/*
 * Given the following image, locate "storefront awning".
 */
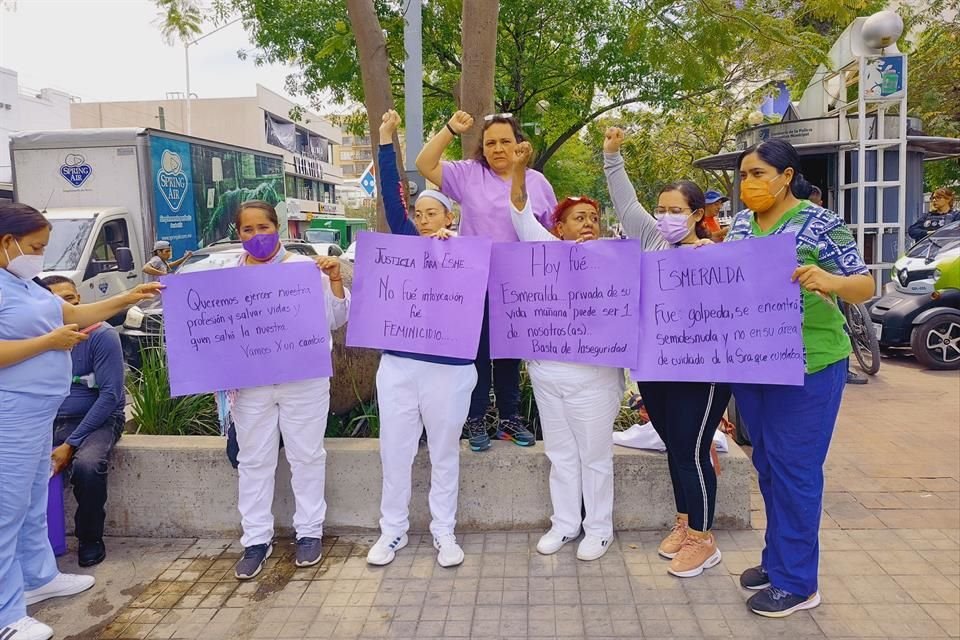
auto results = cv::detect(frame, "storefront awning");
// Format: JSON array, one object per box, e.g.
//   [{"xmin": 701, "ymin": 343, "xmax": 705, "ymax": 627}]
[{"xmin": 694, "ymin": 135, "xmax": 960, "ymax": 171}]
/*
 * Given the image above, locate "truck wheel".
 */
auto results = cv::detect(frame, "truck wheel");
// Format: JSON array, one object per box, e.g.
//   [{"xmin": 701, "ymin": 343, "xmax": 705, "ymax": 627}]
[
  {"xmin": 727, "ymin": 396, "xmax": 751, "ymax": 446},
  {"xmin": 911, "ymin": 312, "xmax": 960, "ymax": 370}
]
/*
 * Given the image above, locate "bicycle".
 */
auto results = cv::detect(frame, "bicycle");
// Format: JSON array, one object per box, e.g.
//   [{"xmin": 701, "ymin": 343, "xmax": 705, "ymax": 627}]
[{"xmin": 840, "ymin": 299, "xmax": 881, "ymax": 375}]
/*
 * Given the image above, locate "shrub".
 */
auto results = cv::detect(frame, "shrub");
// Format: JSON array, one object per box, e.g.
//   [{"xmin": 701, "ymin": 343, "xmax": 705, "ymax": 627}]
[{"xmin": 127, "ymin": 344, "xmax": 221, "ymax": 436}]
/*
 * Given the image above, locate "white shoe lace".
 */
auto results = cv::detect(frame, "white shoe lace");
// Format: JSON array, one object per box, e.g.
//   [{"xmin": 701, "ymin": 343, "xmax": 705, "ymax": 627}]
[{"xmin": 435, "ymin": 534, "xmax": 457, "ymax": 549}]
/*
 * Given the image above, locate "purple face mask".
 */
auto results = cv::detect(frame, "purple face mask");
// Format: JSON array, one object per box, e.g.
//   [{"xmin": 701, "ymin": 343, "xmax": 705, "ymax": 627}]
[
  {"xmin": 655, "ymin": 213, "xmax": 692, "ymax": 245},
  {"xmin": 242, "ymin": 232, "xmax": 280, "ymax": 261}
]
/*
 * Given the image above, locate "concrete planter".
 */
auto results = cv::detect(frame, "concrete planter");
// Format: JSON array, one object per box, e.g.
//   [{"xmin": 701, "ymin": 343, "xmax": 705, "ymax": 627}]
[{"xmin": 67, "ymin": 435, "xmax": 752, "ymax": 538}]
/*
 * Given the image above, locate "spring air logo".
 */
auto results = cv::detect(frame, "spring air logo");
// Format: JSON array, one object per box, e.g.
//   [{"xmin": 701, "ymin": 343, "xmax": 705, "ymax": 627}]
[
  {"xmin": 157, "ymin": 149, "xmax": 188, "ymax": 212},
  {"xmin": 60, "ymin": 153, "xmax": 93, "ymax": 188}
]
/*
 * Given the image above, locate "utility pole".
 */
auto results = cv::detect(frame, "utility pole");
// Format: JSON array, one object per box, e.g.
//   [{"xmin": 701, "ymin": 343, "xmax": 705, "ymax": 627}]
[
  {"xmin": 184, "ymin": 43, "xmax": 192, "ymax": 135},
  {"xmin": 403, "ymin": 0, "xmax": 425, "ymax": 197}
]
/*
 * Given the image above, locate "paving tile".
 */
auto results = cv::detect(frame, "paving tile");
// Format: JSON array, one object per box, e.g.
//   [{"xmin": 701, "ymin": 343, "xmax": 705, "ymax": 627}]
[{"xmin": 54, "ymin": 361, "xmax": 960, "ymax": 640}]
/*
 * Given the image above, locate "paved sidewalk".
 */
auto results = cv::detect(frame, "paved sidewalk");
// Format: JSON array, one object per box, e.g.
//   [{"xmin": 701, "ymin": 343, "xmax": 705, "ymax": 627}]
[{"xmin": 33, "ymin": 358, "xmax": 960, "ymax": 639}]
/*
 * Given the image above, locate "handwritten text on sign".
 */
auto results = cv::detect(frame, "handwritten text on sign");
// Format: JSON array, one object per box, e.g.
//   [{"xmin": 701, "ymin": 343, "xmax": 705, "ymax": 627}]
[
  {"xmin": 631, "ymin": 234, "xmax": 804, "ymax": 385},
  {"xmin": 346, "ymin": 231, "xmax": 492, "ymax": 359},
  {"xmin": 488, "ymin": 240, "xmax": 642, "ymax": 367},
  {"xmin": 161, "ymin": 261, "xmax": 332, "ymax": 396}
]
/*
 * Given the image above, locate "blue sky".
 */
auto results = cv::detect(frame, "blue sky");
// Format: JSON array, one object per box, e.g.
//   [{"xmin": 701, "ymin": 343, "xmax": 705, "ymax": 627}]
[{"xmin": 0, "ymin": 0, "xmax": 307, "ymax": 104}]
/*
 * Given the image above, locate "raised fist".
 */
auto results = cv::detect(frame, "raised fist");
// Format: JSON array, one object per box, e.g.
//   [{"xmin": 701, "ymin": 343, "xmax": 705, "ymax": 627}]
[
  {"xmin": 513, "ymin": 141, "xmax": 534, "ymax": 169},
  {"xmin": 604, "ymin": 127, "xmax": 625, "ymax": 154},
  {"xmin": 447, "ymin": 111, "xmax": 474, "ymax": 135},
  {"xmin": 379, "ymin": 109, "xmax": 401, "ymax": 139}
]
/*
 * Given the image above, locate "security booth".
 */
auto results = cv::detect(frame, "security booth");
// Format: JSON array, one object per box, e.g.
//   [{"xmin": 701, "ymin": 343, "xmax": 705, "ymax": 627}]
[{"xmin": 694, "ymin": 13, "xmax": 960, "ymax": 294}]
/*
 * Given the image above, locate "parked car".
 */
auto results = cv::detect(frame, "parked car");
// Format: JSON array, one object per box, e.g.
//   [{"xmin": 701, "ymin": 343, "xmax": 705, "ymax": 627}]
[
  {"xmin": 343, "ymin": 240, "xmax": 357, "ymax": 263},
  {"xmin": 869, "ymin": 221, "xmax": 960, "ymax": 370},
  {"xmin": 118, "ymin": 240, "xmax": 318, "ymax": 368}
]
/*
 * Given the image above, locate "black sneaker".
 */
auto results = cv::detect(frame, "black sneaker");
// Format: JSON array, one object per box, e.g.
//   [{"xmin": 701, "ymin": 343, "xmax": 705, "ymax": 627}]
[
  {"xmin": 78, "ymin": 539, "xmax": 106, "ymax": 568},
  {"xmin": 496, "ymin": 415, "xmax": 536, "ymax": 447},
  {"xmin": 748, "ymin": 587, "xmax": 821, "ymax": 618},
  {"xmin": 739, "ymin": 565, "xmax": 771, "ymax": 590},
  {"xmin": 235, "ymin": 542, "xmax": 273, "ymax": 580},
  {"xmin": 465, "ymin": 417, "xmax": 491, "ymax": 452},
  {"xmin": 847, "ymin": 370, "xmax": 868, "ymax": 385},
  {"xmin": 295, "ymin": 537, "xmax": 323, "ymax": 568}
]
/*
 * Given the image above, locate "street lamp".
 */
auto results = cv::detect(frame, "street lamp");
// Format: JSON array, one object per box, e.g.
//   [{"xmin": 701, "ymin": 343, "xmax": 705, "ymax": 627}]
[{"xmin": 183, "ymin": 17, "xmax": 240, "ymax": 135}]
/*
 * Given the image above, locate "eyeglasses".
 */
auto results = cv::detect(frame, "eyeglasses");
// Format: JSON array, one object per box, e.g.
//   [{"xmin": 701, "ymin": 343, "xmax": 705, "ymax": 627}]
[
  {"xmin": 653, "ymin": 207, "xmax": 692, "ymax": 216},
  {"xmin": 483, "ymin": 113, "xmax": 513, "ymax": 121}
]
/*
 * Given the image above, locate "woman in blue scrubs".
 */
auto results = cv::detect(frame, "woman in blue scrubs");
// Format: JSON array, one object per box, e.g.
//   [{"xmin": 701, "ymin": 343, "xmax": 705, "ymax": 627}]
[{"xmin": 0, "ymin": 203, "xmax": 160, "ymax": 640}]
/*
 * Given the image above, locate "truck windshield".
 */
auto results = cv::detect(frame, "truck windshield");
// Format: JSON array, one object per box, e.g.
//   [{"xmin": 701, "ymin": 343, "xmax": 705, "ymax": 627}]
[
  {"xmin": 304, "ymin": 229, "xmax": 339, "ymax": 244},
  {"xmin": 44, "ymin": 219, "xmax": 95, "ymax": 271}
]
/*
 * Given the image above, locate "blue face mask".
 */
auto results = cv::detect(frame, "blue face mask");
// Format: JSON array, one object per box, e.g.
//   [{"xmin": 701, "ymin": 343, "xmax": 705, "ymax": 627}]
[{"xmin": 655, "ymin": 213, "xmax": 691, "ymax": 244}]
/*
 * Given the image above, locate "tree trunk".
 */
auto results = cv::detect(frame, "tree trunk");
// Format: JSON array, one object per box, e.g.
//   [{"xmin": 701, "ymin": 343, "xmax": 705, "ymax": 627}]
[
  {"xmin": 459, "ymin": 0, "xmax": 499, "ymax": 158},
  {"xmin": 345, "ymin": 0, "xmax": 404, "ymax": 232}
]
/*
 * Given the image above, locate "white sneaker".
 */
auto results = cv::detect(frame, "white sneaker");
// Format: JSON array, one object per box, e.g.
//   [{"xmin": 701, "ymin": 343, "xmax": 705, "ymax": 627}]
[
  {"xmin": 576, "ymin": 534, "xmax": 612, "ymax": 561},
  {"xmin": 366, "ymin": 533, "xmax": 408, "ymax": 566},
  {"xmin": 433, "ymin": 534, "xmax": 464, "ymax": 568},
  {"xmin": 24, "ymin": 573, "xmax": 95, "ymax": 606},
  {"xmin": 0, "ymin": 616, "xmax": 54, "ymax": 640},
  {"xmin": 536, "ymin": 529, "xmax": 580, "ymax": 555}
]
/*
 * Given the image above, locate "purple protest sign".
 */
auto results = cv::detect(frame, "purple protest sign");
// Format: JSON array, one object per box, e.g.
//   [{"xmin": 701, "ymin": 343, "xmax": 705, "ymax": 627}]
[
  {"xmin": 631, "ymin": 234, "xmax": 804, "ymax": 385},
  {"xmin": 488, "ymin": 240, "xmax": 642, "ymax": 367},
  {"xmin": 161, "ymin": 261, "xmax": 332, "ymax": 396},
  {"xmin": 346, "ymin": 231, "xmax": 492, "ymax": 358}
]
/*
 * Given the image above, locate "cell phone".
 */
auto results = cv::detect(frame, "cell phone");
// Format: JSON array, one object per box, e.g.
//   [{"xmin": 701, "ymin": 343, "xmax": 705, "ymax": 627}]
[{"xmin": 79, "ymin": 323, "xmax": 103, "ymax": 335}]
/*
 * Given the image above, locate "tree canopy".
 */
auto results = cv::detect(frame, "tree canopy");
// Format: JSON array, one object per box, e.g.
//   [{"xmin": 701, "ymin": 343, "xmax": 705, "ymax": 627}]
[
  {"xmin": 155, "ymin": 0, "xmax": 204, "ymax": 45},
  {"xmin": 212, "ymin": 0, "xmax": 887, "ymax": 166},
  {"xmin": 905, "ymin": 4, "xmax": 960, "ymax": 190}
]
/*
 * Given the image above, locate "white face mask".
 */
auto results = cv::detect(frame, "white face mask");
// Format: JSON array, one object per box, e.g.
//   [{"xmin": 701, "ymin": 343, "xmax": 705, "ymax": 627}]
[{"xmin": 4, "ymin": 239, "xmax": 45, "ymax": 280}]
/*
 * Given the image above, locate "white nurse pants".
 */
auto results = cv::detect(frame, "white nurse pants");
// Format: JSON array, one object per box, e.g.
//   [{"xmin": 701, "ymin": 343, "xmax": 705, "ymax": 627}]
[
  {"xmin": 528, "ymin": 361, "xmax": 623, "ymax": 539},
  {"xmin": 376, "ymin": 354, "xmax": 476, "ymax": 538},
  {"xmin": 232, "ymin": 377, "xmax": 330, "ymax": 547}
]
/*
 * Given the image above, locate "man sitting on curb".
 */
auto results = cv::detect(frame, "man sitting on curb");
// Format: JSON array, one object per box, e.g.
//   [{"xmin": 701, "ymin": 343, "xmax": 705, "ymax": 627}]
[{"xmin": 41, "ymin": 276, "xmax": 126, "ymax": 568}]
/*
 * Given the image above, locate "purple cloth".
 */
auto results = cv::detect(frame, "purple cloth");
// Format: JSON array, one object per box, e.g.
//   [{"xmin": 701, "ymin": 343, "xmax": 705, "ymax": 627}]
[
  {"xmin": 47, "ymin": 472, "xmax": 67, "ymax": 556},
  {"xmin": 440, "ymin": 159, "xmax": 557, "ymax": 243}
]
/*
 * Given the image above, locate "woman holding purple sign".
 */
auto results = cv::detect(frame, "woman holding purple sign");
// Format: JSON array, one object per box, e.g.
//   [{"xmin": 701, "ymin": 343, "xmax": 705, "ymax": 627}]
[
  {"xmin": 507, "ymin": 141, "xmax": 623, "ymax": 562},
  {"xmin": 227, "ymin": 200, "xmax": 350, "ymax": 581},
  {"xmin": 417, "ymin": 111, "xmax": 558, "ymax": 452},
  {"xmin": 726, "ymin": 139, "xmax": 872, "ymax": 618},
  {"xmin": 364, "ymin": 111, "xmax": 474, "ymax": 569},
  {"xmin": 603, "ymin": 128, "xmax": 732, "ymax": 579}
]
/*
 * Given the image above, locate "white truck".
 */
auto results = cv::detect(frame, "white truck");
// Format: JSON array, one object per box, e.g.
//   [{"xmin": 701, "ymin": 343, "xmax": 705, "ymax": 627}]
[{"xmin": 10, "ymin": 128, "xmax": 286, "ymax": 304}]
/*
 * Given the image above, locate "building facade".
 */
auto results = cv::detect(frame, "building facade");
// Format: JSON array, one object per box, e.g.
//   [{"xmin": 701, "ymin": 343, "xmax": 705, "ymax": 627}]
[
  {"xmin": 71, "ymin": 85, "xmax": 344, "ymax": 212},
  {"xmin": 0, "ymin": 67, "xmax": 73, "ymax": 199}
]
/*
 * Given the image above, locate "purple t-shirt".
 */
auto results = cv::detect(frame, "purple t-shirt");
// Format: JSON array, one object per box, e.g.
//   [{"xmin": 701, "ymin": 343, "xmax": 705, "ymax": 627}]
[{"xmin": 440, "ymin": 159, "xmax": 557, "ymax": 242}]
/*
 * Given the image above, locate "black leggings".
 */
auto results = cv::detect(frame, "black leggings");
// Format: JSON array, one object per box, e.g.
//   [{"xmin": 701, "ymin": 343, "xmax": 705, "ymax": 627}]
[
  {"xmin": 469, "ymin": 301, "xmax": 521, "ymax": 420},
  {"xmin": 637, "ymin": 381, "xmax": 731, "ymax": 532}
]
